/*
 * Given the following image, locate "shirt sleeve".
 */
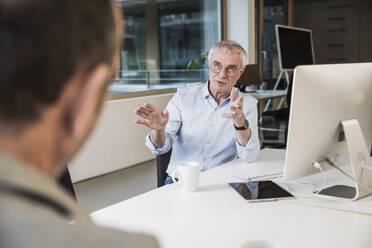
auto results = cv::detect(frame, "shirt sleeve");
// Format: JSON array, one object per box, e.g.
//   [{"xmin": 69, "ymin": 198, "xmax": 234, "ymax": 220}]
[
  {"xmin": 145, "ymin": 89, "xmax": 183, "ymax": 155},
  {"xmin": 235, "ymin": 97, "xmax": 260, "ymax": 162}
]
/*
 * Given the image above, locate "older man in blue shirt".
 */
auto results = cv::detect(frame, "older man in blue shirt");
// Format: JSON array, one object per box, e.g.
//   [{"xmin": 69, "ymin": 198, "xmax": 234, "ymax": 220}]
[{"xmin": 135, "ymin": 40, "xmax": 260, "ymax": 188}]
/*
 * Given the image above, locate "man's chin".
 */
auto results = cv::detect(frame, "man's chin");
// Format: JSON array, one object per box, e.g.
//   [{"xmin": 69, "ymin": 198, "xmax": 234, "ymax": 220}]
[{"xmin": 216, "ymin": 84, "xmax": 230, "ymax": 92}]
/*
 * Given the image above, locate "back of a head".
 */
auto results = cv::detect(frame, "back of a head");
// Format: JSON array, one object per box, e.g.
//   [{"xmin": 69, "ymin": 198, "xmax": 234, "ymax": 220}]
[{"xmin": 0, "ymin": 0, "xmax": 116, "ymax": 128}]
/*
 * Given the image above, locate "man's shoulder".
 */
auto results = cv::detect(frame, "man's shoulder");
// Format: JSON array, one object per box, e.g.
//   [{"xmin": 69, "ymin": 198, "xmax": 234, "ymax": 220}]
[
  {"xmin": 176, "ymin": 82, "xmax": 204, "ymax": 95},
  {"xmin": 0, "ymin": 186, "xmax": 159, "ymax": 248},
  {"xmin": 3, "ymin": 220, "xmax": 159, "ymax": 248},
  {"xmin": 0, "ymin": 195, "xmax": 159, "ymax": 248}
]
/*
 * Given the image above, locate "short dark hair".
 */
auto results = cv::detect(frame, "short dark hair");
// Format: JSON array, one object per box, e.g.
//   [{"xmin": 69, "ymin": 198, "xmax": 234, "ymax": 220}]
[{"xmin": 0, "ymin": 0, "xmax": 116, "ymax": 125}]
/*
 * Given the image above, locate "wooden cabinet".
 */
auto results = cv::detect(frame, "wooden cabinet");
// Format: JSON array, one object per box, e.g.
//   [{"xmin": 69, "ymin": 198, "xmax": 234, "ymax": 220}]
[
  {"xmin": 294, "ymin": 0, "xmax": 372, "ymax": 64},
  {"xmin": 359, "ymin": 0, "xmax": 372, "ymax": 62}
]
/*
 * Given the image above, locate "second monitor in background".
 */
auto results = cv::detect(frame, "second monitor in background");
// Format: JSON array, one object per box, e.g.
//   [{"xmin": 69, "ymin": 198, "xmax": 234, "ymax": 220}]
[
  {"xmin": 276, "ymin": 24, "xmax": 315, "ymax": 71},
  {"xmin": 273, "ymin": 25, "xmax": 315, "ymax": 92}
]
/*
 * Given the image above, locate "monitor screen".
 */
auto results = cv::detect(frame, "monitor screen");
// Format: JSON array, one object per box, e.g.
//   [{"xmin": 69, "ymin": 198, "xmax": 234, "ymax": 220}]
[{"xmin": 276, "ymin": 25, "xmax": 314, "ymax": 71}]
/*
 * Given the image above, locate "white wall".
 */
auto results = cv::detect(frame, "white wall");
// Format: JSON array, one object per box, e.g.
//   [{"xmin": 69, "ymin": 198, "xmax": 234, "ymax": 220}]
[
  {"xmin": 226, "ymin": 0, "xmax": 256, "ymax": 64},
  {"xmin": 68, "ymin": 93, "xmax": 173, "ymax": 183}
]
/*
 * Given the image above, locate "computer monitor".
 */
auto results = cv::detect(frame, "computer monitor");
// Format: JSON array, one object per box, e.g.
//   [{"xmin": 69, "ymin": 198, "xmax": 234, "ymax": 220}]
[
  {"xmin": 276, "ymin": 25, "xmax": 315, "ymax": 71},
  {"xmin": 284, "ymin": 63, "xmax": 372, "ymax": 200}
]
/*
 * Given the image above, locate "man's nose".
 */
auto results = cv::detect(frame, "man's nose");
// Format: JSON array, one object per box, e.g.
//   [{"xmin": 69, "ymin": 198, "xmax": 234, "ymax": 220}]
[{"xmin": 217, "ymin": 68, "xmax": 227, "ymax": 78}]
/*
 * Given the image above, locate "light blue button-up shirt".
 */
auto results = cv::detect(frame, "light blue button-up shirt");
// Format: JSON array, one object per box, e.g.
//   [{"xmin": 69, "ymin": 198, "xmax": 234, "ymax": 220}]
[{"xmin": 146, "ymin": 82, "xmax": 260, "ymax": 177}]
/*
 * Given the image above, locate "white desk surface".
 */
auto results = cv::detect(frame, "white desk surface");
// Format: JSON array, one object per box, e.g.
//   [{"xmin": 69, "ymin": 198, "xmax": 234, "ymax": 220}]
[
  {"xmin": 91, "ymin": 149, "xmax": 372, "ymax": 248},
  {"xmin": 247, "ymin": 90, "xmax": 287, "ymax": 99}
]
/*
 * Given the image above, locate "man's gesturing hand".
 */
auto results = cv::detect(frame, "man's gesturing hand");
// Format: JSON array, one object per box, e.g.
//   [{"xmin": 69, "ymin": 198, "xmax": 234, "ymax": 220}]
[
  {"xmin": 135, "ymin": 103, "xmax": 169, "ymax": 131},
  {"xmin": 221, "ymin": 88, "xmax": 245, "ymax": 127}
]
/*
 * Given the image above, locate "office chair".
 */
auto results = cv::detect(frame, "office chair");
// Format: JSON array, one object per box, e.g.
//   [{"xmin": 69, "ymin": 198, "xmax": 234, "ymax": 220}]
[
  {"xmin": 156, "ymin": 149, "xmax": 172, "ymax": 187},
  {"xmin": 261, "ymin": 78, "xmax": 293, "ymax": 148},
  {"xmin": 235, "ymin": 64, "xmax": 262, "ymax": 92}
]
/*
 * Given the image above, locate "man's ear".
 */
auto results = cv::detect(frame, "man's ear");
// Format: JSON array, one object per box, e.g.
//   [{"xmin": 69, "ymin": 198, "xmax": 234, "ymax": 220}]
[
  {"xmin": 62, "ymin": 64, "xmax": 111, "ymax": 139},
  {"xmin": 239, "ymin": 65, "xmax": 246, "ymax": 76}
]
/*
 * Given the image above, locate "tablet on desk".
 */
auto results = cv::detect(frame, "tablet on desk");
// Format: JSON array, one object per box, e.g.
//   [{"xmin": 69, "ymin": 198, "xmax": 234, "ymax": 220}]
[{"xmin": 229, "ymin": 181, "xmax": 294, "ymax": 202}]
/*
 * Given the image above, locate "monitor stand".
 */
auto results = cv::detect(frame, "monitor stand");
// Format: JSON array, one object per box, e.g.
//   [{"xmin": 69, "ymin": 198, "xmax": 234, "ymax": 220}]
[{"xmin": 316, "ymin": 119, "xmax": 372, "ymax": 201}]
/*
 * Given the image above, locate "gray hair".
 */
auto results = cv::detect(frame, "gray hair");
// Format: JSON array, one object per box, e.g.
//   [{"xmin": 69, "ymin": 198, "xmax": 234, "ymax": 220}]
[{"xmin": 208, "ymin": 40, "xmax": 247, "ymax": 67}]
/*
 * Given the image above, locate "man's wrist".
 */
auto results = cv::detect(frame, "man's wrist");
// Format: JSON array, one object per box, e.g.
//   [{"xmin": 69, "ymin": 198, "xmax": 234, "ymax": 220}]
[
  {"xmin": 234, "ymin": 117, "xmax": 246, "ymax": 128},
  {"xmin": 234, "ymin": 118, "xmax": 249, "ymax": 130},
  {"xmin": 150, "ymin": 128, "xmax": 165, "ymax": 148}
]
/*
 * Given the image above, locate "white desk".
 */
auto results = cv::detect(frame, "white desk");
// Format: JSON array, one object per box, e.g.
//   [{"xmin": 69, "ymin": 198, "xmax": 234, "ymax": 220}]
[
  {"xmin": 91, "ymin": 149, "xmax": 372, "ymax": 248},
  {"xmin": 245, "ymin": 90, "xmax": 287, "ymax": 121}
]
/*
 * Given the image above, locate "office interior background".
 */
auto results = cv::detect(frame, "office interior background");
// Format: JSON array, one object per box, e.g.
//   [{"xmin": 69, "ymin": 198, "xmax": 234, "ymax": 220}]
[{"xmin": 70, "ymin": 0, "xmax": 372, "ymax": 211}]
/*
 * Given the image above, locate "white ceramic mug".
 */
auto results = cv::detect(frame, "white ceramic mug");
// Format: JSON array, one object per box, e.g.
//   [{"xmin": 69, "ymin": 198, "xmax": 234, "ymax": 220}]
[{"xmin": 171, "ymin": 162, "xmax": 200, "ymax": 193}]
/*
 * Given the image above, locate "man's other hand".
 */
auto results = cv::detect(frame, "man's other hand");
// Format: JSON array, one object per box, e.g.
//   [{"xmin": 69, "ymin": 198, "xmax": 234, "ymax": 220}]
[{"xmin": 135, "ymin": 103, "xmax": 169, "ymax": 131}]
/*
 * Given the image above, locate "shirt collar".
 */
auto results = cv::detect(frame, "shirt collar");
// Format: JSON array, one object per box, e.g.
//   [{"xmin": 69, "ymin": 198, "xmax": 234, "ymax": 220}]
[
  {"xmin": 202, "ymin": 80, "xmax": 240, "ymax": 105},
  {"xmin": 202, "ymin": 80, "xmax": 211, "ymax": 99},
  {"xmin": 203, "ymin": 79, "xmax": 240, "ymax": 98}
]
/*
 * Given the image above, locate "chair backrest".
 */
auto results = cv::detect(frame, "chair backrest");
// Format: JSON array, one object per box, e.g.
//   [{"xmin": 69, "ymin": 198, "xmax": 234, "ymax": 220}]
[
  {"xmin": 156, "ymin": 149, "xmax": 172, "ymax": 187},
  {"xmin": 237, "ymin": 64, "xmax": 262, "ymax": 87}
]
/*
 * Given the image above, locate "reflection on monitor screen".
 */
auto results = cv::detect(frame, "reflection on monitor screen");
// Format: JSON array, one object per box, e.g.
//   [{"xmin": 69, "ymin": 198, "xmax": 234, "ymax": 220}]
[{"xmin": 276, "ymin": 25, "xmax": 315, "ymax": 71}]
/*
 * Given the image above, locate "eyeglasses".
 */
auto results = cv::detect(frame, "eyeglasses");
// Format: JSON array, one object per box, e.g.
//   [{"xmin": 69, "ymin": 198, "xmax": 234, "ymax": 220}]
[{"xmin": 210, "ymin": 62, "xmax": 241, "ymax": 77}]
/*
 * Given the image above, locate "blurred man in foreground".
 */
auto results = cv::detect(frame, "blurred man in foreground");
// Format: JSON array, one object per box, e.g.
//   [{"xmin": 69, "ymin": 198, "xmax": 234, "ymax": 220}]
[{"xmin": 0, "ymin": 0, "xmax": 158, "ymax": 247}]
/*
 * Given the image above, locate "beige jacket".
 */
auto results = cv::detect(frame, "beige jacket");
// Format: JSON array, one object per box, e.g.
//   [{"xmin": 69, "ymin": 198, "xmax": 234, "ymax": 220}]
[{"xmin": 0, "ymin": 152, "xmax": 159, "ymax": 248}]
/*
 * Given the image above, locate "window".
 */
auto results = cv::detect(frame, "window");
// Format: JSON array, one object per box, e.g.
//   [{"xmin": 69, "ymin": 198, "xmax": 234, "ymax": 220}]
[{"xmin": 109, "ymin": 0, "xmax": 221, "ymax": 96}]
